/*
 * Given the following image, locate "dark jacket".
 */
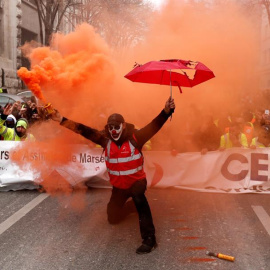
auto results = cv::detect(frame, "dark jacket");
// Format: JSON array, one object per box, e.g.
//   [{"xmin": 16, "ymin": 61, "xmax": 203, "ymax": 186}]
[{"xmin": 60, "ymin": 109, "xmax": 171, "ymax": 149}]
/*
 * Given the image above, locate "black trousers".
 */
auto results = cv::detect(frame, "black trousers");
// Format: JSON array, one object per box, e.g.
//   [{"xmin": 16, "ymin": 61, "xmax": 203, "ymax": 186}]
[{"xmin": 107, "ymin": 179, "xmax": 155, "ymax": 240}]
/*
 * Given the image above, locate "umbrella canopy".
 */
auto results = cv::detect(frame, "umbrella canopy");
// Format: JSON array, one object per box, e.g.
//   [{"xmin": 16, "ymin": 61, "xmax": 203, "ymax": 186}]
[{"xmin": 124, "ymin": 59, "xmax": 215, "ymax": 93}]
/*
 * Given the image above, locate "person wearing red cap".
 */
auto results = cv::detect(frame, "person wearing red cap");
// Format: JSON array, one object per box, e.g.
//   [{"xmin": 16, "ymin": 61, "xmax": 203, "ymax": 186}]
[{"xmin": 51, "ymin": 96, "xmax": 175, "ymax": 254}]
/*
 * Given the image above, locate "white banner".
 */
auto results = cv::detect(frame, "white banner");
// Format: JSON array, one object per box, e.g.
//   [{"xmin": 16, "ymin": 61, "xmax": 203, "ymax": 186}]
[{"xmin": 1, "ymin": 141, "xmax": 270, "ymax": 193}]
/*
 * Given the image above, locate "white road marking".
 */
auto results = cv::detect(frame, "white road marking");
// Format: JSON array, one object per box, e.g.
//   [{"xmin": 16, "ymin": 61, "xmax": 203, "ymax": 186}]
[
  {"xmin": 252, "ymin": 205, "xmax": 270, "ymax": 236},
  {"xmin": 0, "ymin": 193, "xmax": 49, "ymax": 235}
]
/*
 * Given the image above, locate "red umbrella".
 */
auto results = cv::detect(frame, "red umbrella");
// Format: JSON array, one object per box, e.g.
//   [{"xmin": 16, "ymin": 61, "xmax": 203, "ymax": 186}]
[{"xmin": 124, "ymin": 59, "xmax": 215, "ymax": 95}]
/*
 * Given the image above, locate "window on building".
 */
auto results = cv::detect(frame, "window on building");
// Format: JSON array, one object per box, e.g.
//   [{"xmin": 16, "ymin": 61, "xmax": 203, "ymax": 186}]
[{"xmin": 21, "ymin": 28, "xmax": 38, "ymax": 69}]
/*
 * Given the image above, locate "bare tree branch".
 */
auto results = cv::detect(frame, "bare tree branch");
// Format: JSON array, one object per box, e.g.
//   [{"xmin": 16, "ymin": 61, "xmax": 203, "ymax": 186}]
[{"xmin": 33, "ymin": 0, "xmax": 153, "ymax": 48}]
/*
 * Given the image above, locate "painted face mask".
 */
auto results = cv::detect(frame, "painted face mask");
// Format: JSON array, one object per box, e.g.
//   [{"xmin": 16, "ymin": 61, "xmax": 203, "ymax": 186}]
[{"xmin": 108, "ymin": 123, "xmax": 123, "ymax": 141}]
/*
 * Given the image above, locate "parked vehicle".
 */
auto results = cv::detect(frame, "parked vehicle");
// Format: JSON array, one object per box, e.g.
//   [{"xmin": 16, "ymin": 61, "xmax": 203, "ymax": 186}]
[
  {"xmin": 17, "ymin": 90, "xmax": 38, "ymax": 104},
  {"xmin": 0, "ymin": 93, "xmax": 25, "ymax": 108},
  {"xmin": 16, "ymin": 90, "xmax": 33, "ymax": 99}
]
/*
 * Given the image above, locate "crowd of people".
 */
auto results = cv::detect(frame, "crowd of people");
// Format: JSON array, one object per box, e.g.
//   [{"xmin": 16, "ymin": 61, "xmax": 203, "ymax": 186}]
[
  {"xmin": 1, "ymin": 95, "xmax": 270, "ymax": 151},
  {"xmin": 159, "ymin": 107, "xmax": 270, "ymax": 154},
  {"xmin": 0, "ymin": 96, "xmax": 51, "ymax": 141},
  {"xmin": 192, "ymin": 108, "xmax": 270, "ymax": 152}
]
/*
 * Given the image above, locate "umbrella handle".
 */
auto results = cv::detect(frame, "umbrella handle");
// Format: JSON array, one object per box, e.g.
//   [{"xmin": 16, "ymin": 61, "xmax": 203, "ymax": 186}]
[
  {"xmin": 170, "ymin": 69, "xmax": 173, "ymax": 120},
  {"xmin": 170, "ymin": 69, "xmax": 172, "ymax": 98}
]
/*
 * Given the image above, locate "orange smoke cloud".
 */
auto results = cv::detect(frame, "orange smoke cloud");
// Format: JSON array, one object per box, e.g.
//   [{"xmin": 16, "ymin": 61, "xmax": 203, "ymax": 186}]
[
  {"xmin": 119, "ymin": 0, "xmax": 260, "ymax": 151},
  {"xmin": 18, "ymin": 23, "xmax": 114, "ymax": 120},
  {"xmin": 17, "ymin": 66, "xmax": 46, "ymax": 102},
  {"xmin": 14, "ymin": 0, "xmax": 261, "ymax": 195}
]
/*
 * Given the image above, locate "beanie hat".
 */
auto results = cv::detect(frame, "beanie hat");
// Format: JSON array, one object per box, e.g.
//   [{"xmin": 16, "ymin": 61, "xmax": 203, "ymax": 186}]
[
  {"xmin": 107, "ymin": 113, "xmax": 125, "ymax": 125},
  {"xmin": 16, "ymin": 118, "xmax": 28, "ymax": 129}
]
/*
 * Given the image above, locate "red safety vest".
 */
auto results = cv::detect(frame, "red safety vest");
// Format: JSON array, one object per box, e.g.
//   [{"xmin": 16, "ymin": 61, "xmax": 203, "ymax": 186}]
[{"xmin": 105, "ymin": 137, "xmax": 146, "ymax": 189}]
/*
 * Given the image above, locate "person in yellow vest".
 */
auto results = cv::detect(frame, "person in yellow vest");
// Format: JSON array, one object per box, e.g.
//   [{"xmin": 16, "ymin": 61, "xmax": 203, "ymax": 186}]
[
  {"xmin": 214, "ymin": 114, "xmax": 231, "ymax": 134},
  {"xmin": 239, "ymin": 111, "xmax": 256, "ymax": 146},
  {"xmin": 5, "ymin": 114, "xmax": 17, "ymax": 128},
  {"xmin": 243, "ymin": 121, "xmax": 254, "ymax": 146},
  {"xmin": 219, "ymin": 122, "xmax": 248, "ymax": 150},
  {"xmin": 250, "ymin": 125, "xmax": 270, "ymax": 148},
  {"xmin": 0, "ymin": 104, "xmax": 35, "ymax": 141}
]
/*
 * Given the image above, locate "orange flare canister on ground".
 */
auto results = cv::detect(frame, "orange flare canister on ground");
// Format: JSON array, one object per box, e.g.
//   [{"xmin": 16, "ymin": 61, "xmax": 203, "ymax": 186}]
[
  {"xmin": 44, "ymin": 103, "xmax": 55, "ymax": 115},
  {"xmin": 206, "ymin": 251, "xmax": 235, "ymax": 262}
]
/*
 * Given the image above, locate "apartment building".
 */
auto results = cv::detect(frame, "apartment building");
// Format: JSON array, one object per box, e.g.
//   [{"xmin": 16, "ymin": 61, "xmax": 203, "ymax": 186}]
[{"xmin": 0, "ymin": 0, "xmax": 40, "ymax": 93}]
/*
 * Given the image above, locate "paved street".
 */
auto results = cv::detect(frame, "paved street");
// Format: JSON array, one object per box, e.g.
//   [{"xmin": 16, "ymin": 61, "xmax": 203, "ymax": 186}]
[{"xmin": 0, "ymin": 187, "xmax": 270, "ymax": 270}]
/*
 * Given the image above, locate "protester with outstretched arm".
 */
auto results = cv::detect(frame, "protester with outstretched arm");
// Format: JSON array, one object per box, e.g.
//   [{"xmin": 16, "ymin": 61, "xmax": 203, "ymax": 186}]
[{"xmin": 51, "ymin": 97, "xmax": 175, "ymax": 254}]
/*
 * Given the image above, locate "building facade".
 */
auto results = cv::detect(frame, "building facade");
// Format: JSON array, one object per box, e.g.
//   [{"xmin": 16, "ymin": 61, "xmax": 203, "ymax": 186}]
[{"xmin": 0, "ymin": 0, "xmax": 39, "ymax": 94}]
